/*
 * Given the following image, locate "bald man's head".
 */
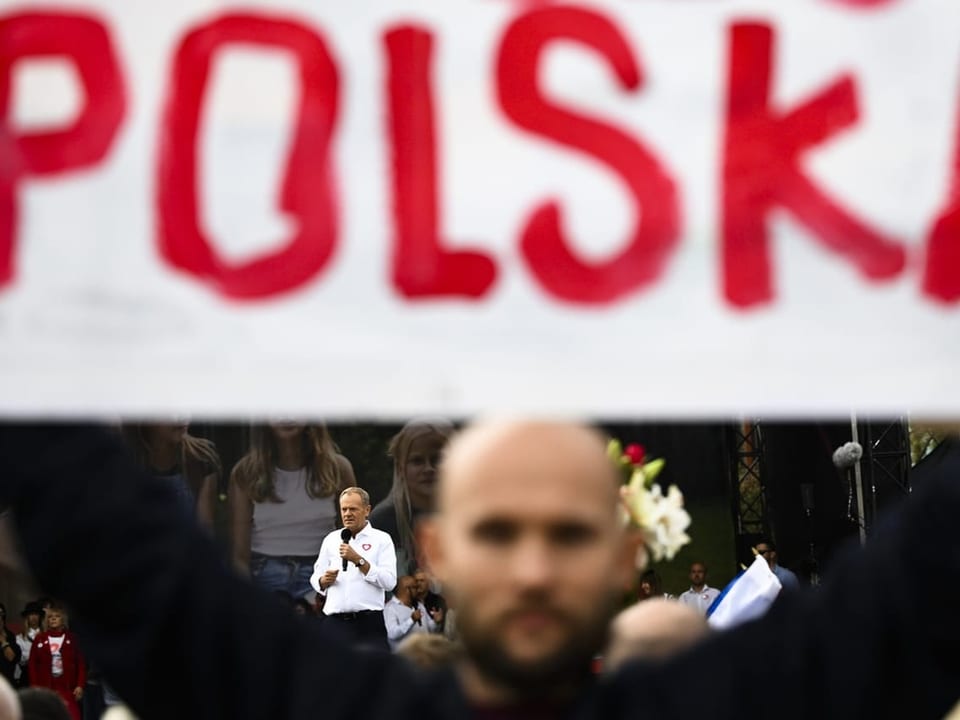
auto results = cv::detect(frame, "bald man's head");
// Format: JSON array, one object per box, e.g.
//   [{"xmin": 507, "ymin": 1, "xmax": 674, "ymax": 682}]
[
  {"xmin": 436, "ymin": 421, "xmax": 622, "ymax": 514},
  {"xmin": 420, "ymin": 420, "xmax": 639, "ymax": 703},
  {"xmin": 605, "ymin": 599, "xmax": 710, "ymax": 671},
  {"xmin": 0, "ymin": 675, "xmax": 19, "ymax": 720}
]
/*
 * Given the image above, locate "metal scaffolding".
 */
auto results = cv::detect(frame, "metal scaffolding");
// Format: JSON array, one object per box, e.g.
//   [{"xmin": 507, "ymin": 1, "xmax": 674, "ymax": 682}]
[
  {"xmin": 727, "ymin": 420, "xmax": 771, "ymax": 564},
  {"xmin": 860, "ymin": 418, "xmax": 912, "ymax": 532}
]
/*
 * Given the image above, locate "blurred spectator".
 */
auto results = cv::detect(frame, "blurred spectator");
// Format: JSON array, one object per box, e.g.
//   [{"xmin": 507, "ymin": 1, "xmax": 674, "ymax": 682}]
[
  {"xmin": 14, "ymin": 603, "xmax": 42, "ymax": 688},
  {"xmin": 371, "ymin": 419, "xmax": 454, "ymax": 575},
  {"xmin": 0, "ymin": 673, "xmax": 16, "ymax": 720},
  {"xmin": 0, "ymin": 605, "xmax": 21, "ymax": 689},
  {"xmin": 17, "ymin": 687, "xmax": 70, "ymax": 720},
  {"xmin": 26, "ymin": 605, "xmax": 84, "ymax": 720},
  {"xmin": 442, "ymin": 604, "xmax": 459, "ymax": 642},
  {"xmin": 292, "ymin": 598, "xmax": 314, "ymax": 617},
  {"xmin": 755, "ymin": 539, "xmax": 800, "ymax": 590},
  {"xmin": 412, "ymin": 569, "xmax": 446, "ymax": 632},
  {"xmin": 230, "ymin": 423, "xmax": 354, "ymax": 600},
  {"xmin": 384, "ymin": 576, "xmax": 437, "ymax": 650},
  {"xmin": 102, "ymin": 680, "xmax": 125, "ymax": 711},
  {"xmin": 678, "ymin": 562, "xmax": 721, "ymax": 616},
  {"xmin": 101, "ymin": 706, "xmax": 139, "ymax": 720},
  {"xmin": 33, "ymin": 604, "xmax": 52, "ymax": 635},
  {"xmin": 395, "ymin": 634, "xmax": 463, "ymax": 671},
  {"xmin": 122, "ymin": 422, "xmax": 221, "ymax": 529},
  {"xmin": 604, "ymin": 599, "xmax": 710, "ymax": 672},
  {"xmin": 637, "ymin": 569, "xmax": 672, "ymax": 601},
  {"xmin": 81, "ymin": 662, "xmax": 106, "ymax": 720}
]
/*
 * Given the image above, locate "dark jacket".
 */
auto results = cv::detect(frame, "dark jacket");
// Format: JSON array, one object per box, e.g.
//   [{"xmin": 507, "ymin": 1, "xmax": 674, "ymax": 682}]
[
  {"xmin": 0, "ymin": 624, "xmax": 21, "ymax": 685},
  {"xmin": 0, "ymin": 426, "xmax": 959, "ymax": 719}
]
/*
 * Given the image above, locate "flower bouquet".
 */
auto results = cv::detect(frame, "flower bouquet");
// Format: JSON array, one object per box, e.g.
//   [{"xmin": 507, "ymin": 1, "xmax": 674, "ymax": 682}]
[{"xmin": 608, "ymin": 439, "xmax": 692, "ymax": 565}]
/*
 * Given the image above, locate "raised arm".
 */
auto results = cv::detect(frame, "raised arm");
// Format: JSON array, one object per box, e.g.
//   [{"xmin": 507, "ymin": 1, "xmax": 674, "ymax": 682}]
[
  {"xmin": 0, "ymin": 425, "xmax": 409, "ymax": 720},
  {"xmin": 228, "ymin": 465, "xmax": 254, "ymax": 576},
  {"xmin": 631, "ymin": 449, "xmax": 960, "ymax": 719},
  {"xmin": 195, "ymin": 472, "xmax": 218, "ymax": 532}
]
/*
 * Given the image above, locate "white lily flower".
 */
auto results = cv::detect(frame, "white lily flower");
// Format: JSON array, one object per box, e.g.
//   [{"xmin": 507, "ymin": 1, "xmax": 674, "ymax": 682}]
[{"xmin": 622, "ymin": 481, "xmax": 692, "ymax": 564}]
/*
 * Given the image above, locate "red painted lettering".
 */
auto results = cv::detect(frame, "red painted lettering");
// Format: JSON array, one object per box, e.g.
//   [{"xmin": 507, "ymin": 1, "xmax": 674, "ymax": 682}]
[
  {"xmin": 496, "ymin": 5, "xmax": 680, "ymax": 304},
  {"xmin": 385, "ymin": 26, "xmax": 497, "ymax": 299},
  {"xmin": 157, "ymin": 14, "xmax": 340, "ymax": 299},
  {"xmin": 823, "ymin": 0, "xmax": 898, "ymax": 8},
  {"xmin": 0, "ymin": 12, "xmax": 125, "ymax": 289},
  {"xmin": 722, "ymin": 23, "xmax": 905, "ymax": 308},
  {"xmin": 922, "ymin": 89, "xmax": 960, "ymax": 303}
]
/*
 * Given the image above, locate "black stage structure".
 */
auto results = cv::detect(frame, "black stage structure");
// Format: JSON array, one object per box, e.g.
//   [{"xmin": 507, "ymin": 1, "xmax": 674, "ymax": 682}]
[{"xmin": 727, "ymin": 418, "xmax": 913, "ymax": 583}]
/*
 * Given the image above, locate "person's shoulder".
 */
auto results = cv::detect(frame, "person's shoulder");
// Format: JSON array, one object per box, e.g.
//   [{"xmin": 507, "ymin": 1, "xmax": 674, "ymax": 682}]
[
  {"xmin": 370, "ymin": 500, "xmax": 396, "ymax": 524},
  {"xmin": 334, "ymin": 453, "xmax": 354, "ymax": 476},
  {"xmin": 774, "ymin": 565, "xmax": 800, "ymax": 587}
]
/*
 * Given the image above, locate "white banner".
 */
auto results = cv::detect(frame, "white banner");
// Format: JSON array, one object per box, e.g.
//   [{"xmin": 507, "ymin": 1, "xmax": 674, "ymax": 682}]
[{"xmin": 0, "ymin": 0, "xmax": 958, "ymax": 417}]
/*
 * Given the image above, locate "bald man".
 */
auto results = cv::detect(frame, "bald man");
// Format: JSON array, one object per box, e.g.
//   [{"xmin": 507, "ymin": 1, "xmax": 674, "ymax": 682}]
[
  {"xmin": 417, "ymin": 421, "xmax": 639, "ymax": 702},
  {"xmin": 0, "ymin": 674, "xmax": 19, "ymax": 720},
  {"xmin": 1, "ymin": 423, "xmax": 960, "ymax": 718},
  {"xmin": 604, "ymin": 599, "xmax": 710, "ymax": 672}
]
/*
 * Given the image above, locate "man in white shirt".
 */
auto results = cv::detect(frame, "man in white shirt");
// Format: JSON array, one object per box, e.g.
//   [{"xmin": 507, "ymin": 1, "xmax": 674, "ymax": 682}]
[
  {"xmin": 310, "ymin": 487, "xmax": 397, "ymax": 651},
  {"xmin": 383, "ymin": 575, "xmax": 438, "ymax": 650},
  {"xmin": 678, "ymin": 562, "xmax": 720, "ymax": 616}
]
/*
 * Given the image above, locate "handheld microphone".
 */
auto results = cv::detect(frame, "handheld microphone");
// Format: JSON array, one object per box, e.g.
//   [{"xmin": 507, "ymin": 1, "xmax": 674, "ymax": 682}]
[{"xmin": 340, "ymin": 527, "xmax": 352, "ymax": 571}]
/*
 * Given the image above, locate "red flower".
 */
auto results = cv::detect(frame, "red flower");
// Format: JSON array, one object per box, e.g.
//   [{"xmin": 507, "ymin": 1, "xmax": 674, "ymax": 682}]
[{"xmin": 624, "ymin": 444, "xmax": 646, "ymax": 465}]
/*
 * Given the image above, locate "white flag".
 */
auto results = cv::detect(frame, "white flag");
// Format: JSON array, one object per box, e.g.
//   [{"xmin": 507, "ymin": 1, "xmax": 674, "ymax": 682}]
[{"xmin": 707, "ymin": 555, "xmax": 782, "ymax": 631}]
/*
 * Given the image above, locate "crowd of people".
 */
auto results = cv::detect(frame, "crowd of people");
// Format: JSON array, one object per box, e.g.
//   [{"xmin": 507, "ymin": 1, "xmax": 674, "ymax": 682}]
[
  {"xmin": 0, "ymin": 600, "xmax": 89, "ymax": 720},
  {"xmin": 0, "ymin": 420, "xmax": 958, "ymax": 720},
  {"xmin": 0, "ymin": 418, "xmax": 471, "ymax": 718}
]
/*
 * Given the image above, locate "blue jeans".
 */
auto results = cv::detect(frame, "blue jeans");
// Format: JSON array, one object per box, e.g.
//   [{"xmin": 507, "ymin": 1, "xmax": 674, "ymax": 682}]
[{"xmin": 250, "ymin": 552, "xmax": 316, "ymax": 599}]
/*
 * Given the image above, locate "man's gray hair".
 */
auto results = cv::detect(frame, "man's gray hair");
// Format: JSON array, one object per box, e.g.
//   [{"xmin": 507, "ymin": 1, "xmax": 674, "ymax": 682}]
[{"xmin": 339, "ymin": 486, "xmax": 370, "ymax": 506}]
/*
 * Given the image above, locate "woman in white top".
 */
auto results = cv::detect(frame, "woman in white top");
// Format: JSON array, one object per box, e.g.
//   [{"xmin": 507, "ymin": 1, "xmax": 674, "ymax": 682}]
[{"xmin": 230, "ymin": 422, "xmax": 355, "ymax": 600}]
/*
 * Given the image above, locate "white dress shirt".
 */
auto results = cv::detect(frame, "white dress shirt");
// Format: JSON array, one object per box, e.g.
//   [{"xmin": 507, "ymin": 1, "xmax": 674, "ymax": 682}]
[
  {"xmin": 310, "ymin": 522, "xmax": 397, "ymax": 614},
  {"xmin": 679, "ymin": 585, "xmax": 721, "ymax": 616},
  {"xmin": 382, "ymin": 597, "xmax": 438, "ymax": 650}
]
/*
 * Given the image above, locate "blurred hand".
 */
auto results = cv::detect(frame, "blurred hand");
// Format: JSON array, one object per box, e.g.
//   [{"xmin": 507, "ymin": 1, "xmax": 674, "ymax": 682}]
[{"xmin": 321, "ymin": 569, "xmax": 339, "ymax": 589}]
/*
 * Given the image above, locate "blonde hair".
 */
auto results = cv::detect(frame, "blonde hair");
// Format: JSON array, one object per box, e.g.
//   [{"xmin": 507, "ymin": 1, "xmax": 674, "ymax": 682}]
[
  {"xmin": 234, "ymin": 424, "xmax": 345, "ymax": 503},
  {"xmin": 386, "ymin": 418, "xmax": 455, "ymax": 569}
]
